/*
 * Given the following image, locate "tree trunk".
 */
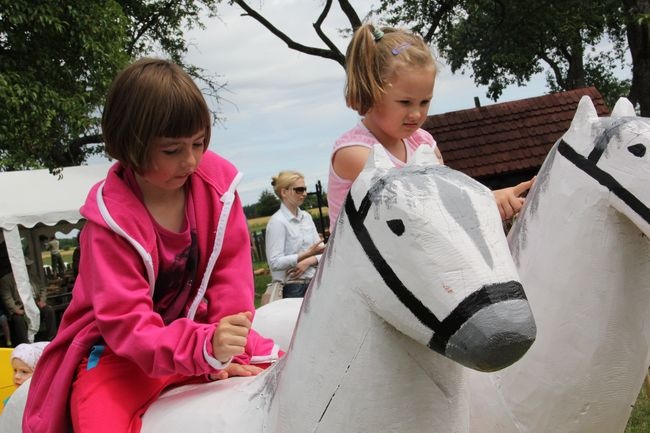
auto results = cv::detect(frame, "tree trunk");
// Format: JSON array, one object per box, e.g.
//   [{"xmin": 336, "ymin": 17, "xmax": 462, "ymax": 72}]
[
  {"xmin": 623, "ymin": 0, "xmax": 650, "ymax": 115},
  {"xmin": 566, "ymin": 41, "xmax": 586, "ymax": 89}
]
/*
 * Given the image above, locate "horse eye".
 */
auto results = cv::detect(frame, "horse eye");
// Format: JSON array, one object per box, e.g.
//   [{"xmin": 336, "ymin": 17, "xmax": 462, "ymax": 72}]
[
  {"xmin": 387, "ymin": 219, "xmax": 405, "ymax": 236},
  {"xmin": 628, "ymin": 143, "xmax": 646, "ymax": 157}
]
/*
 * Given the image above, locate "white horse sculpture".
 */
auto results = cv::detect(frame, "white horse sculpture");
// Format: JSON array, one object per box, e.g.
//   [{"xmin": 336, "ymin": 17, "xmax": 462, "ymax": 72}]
[
  {"xmin": 468, "ymin": 96, "xmax": 650, "ymax": 433},
  {"xmin": 0, "ymin": 144, "xmax": 536, "ymax": 432},
  {"xmin": 143, "ymin": 144, "xmax": 534, "ymax": 432}
]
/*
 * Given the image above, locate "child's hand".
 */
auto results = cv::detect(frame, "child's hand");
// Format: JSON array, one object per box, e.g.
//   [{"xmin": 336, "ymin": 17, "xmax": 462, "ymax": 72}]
[
  {"xmin": 212, "ymin": 311, "xmax": 253, "ymax": 363},
  {"xmin": 493, "ymin": 177, "xmax": 535, "ymax": 220},
  {"xmin": 209, "ymin": 363, "xmax": 263, "ymax": 381}
]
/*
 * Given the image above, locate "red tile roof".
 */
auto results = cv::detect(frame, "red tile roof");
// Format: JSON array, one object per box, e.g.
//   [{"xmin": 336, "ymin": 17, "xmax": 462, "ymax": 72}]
[{"xmin": 421, "ymin": 87, "xmax": 609, "ymax": 179}]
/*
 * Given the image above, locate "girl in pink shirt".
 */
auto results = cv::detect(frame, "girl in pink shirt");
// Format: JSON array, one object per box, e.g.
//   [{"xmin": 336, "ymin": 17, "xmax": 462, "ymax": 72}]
[
  {"xmin": 328, "ymin": 24, "xmax": 533, "ymax": 233},
  {"xmin": 23, "ymin": 58, "xmax": 279, "ymax": 433}
]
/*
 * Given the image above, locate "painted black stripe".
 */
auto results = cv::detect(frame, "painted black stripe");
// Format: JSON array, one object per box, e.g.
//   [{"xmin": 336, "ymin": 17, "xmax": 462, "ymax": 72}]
[
  {"xmin": 428, "ymin": 281, "xmax": 526, "ymax": 351},
  {"xmin": 558, "ymin": 140, "xmax": 650, "ymax": 225},
  {"xmin": 345, "ymin": 191, "xmax": 443, "ymax": 332}
]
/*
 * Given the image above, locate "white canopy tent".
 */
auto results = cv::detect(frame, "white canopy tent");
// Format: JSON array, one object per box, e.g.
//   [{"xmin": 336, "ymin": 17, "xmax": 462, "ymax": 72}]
[{"xmin": 0, "ymin": 163, "xmax": 112, "ymax": 340}]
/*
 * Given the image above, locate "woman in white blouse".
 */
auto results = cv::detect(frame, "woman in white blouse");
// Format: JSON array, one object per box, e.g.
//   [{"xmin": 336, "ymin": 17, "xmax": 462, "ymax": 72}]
[{"xmin": 265, "ymin": 171, "xmax": 325, "ymax": 298}]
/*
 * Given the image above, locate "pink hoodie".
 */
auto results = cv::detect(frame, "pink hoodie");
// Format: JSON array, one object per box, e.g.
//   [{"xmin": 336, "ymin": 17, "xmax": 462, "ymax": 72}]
[{"xmin": 23, "ymin": 151, "xmax": 279, "ymax": 433}]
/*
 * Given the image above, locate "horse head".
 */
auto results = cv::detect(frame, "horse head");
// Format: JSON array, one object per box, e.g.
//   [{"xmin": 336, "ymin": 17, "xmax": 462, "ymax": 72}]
[
  {"xmin": 518, "ymin": 96, "xmax": 650, "ymax": 238},
  {"xmin": 330, "ymin": 144, "xmax": 536, "ymax": 372}
]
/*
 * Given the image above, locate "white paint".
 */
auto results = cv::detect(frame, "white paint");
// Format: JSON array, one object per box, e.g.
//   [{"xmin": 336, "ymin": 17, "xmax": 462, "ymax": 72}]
[{"xmin": 468, "ymin": 96, "xmax": 650, "ymax": 433}]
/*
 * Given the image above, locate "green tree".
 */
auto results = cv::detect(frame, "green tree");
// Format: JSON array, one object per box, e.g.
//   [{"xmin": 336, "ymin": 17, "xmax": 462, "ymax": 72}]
[
  {"xmin": 424, "ymin": 0, "xmax": 629, "ymax": 109},
  {"xmin": 0, "ymin": 0, "xmax": 223, "ymax": 172},
  {"xmin": 376, "ymin": 0, "xmax": 631, "ymax": 110},
  {"xmin": 256, "ymin": 189, "xmax": 281, "ymax": 217}
]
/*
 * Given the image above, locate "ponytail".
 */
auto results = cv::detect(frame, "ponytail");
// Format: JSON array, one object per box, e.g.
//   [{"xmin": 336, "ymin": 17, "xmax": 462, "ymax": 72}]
[{"xmin": 344, "ymin": 24, "xmax": 437, "ymax": 116}]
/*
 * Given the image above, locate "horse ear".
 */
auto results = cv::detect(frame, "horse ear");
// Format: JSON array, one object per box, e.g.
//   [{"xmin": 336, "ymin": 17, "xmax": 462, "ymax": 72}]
[
  {"xmin": 363, "ymin": 144, "xmax": 394, "ymax": 171},
  {"xmin": 571, "ymin": 96, "xmax": 599, "ymax": 127},
  {"xmin": 563, "ymin": 96, "xmax": 599, "ymax": 146},
  {"xmin": 610, "ymin": 98, "xmax": 636, "ymax": 118},
  {"xmin": 408, "ymin": 144, "xmax": 437, "ymax": 166}
]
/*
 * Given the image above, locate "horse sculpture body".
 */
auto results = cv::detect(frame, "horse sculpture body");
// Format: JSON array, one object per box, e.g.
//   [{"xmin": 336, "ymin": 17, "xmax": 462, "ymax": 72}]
[
  {"xmin": 468, "ymin": 96, "xmax": 650, "ymax": 433},
  {"xmin": 141, "ymin": 145, "xmax": 535, "ymax": 432},
  {"xmin": 0, "ymin": 144, "xmax": 536, "ymax": 432}
]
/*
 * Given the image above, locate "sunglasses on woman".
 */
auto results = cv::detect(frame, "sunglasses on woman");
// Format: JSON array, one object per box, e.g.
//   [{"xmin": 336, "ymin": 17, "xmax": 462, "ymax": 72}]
[{"xmin": 292, "ymin": 187, "xmax": 307, "ymax": 194}]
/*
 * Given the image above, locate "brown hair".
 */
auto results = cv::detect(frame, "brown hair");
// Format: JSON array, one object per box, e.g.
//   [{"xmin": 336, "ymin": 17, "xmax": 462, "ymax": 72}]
[
  {"xmin": 345, "ymin": 24, "xmax": 437, "ymax": 115},
  {"xmin": 102, "ymin": 58, "xmax": 212, "ymax": 171},
  {"xmin": 271, "ymin": 171, "xmax": 304, "ymax": 198}
]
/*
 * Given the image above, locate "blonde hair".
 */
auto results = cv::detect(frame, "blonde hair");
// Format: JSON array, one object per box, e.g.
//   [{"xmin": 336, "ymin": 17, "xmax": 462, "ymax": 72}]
[
  {"xmin": 102, "ymin": 58, "xmax": 212, "ymax": 172},
  {"xmin": 271, "ymin": 171, "xmax": 304, "ymax": 198},
  {"xmin": 345, "ymin": 24, "xmax": 437, "ymax": 115}
]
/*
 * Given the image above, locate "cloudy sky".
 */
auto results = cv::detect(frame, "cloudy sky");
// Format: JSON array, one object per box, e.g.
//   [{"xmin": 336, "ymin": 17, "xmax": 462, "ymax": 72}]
[{"xmin": 182, "ymin": 0, "xmax": 551, "ymax": 206}]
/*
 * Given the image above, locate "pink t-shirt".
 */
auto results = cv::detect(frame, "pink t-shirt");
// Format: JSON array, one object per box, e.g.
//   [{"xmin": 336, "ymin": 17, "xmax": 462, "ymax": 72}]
[
  {"xmin": 123, "ymin": 169, "xmax": 198, "ymax": 324},
  {"xmin": 327, "ymin": 122, "xmax": 440, "ymax": 233}
]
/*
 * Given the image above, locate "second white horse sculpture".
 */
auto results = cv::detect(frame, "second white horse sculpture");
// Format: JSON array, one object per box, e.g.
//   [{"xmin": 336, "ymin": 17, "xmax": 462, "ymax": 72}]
[{"xmin": 468, "ymin": 96, "xmax": 650, "ymax": 433}]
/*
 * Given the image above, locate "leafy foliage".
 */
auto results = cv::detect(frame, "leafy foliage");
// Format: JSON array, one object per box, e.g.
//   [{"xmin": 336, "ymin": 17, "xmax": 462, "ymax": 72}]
[
  {"xmin": 243, "ymin": 190, "xmax": 280, "ymax": 218},
  {"xmin": 0, "ymin": 1, "xmax": 129, "ymax": 171},
  {"xmin": 243, "ymin": 186, "xmax": 328, "ymax": 219},
  {"xmin": 0, "ymin": 0, "xmax": 223, "ymax": 172},
  {"xmin": 378, "ymin": 0, "xmax": 630, "ymax": 106}
]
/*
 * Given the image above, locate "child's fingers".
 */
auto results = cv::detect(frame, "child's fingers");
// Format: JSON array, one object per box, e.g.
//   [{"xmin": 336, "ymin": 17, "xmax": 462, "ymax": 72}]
[
  {"xmin": 512, "ymin": 178, "xmax": 534, "ymax": 196},
  {"xmin": 212, "ymin": 335, "xmax": 247, "ymax": 361},
  {"xmin": 222, "ymin": 312, "xmax": 253, "ymax": 328}
]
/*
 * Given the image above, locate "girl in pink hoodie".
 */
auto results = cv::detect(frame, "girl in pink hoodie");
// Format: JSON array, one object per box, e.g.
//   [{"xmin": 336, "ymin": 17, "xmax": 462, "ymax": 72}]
[{"xmin": 23, "ymin": 58, "xmax": 280, "ymax": 433}]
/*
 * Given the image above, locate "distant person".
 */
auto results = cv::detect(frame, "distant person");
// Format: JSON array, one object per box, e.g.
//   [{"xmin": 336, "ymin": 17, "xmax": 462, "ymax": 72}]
[
  {"xmin": 72, "ymin": 241, "xmax": 80, "ymax": 278},
  {"xmin": 46, "ymin": 235, "xmax": 66, "ymax": 277},
  {"xmin": 23, "ymin": 58, "xmax": 280, "ymax": 433},
  {"xmin": 0, "ymin": 301, "xmax": 11, "ymax": 347},
  {"xmin": 265, "ymin": 171, "xmax": 325, "ymax": 298},
  {"xmin": 0, "ymin": 257, "xmax": 57, "ymax": 345}
]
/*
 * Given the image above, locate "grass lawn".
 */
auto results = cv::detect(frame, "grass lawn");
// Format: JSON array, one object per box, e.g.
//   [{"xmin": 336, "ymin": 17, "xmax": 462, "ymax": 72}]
[
  {"xmin": 627, "ymin": 386, "xmax": 650, "ymax": 433},
  {"xmin": 252, "ymin": 260, "xmax": 272, "ymax": 308},
  {"xmin": 41, "ymin": 248, "xmax": 74, "ymax": 268}
]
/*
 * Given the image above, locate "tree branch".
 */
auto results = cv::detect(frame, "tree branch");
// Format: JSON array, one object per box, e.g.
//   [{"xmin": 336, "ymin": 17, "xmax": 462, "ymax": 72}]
[
  {"xmin": 70, "ymin": 133, "xmax": 103, "ymax": 148},
  {"xmin": 232, "ymin": 0, "xmax": 345, "ymax": 66},
  {"xmin": 422, "ymin": 0, "xmax": 457, "ymax": 43},
  {"xmin": 127, "ymin": 0, "xmax": 176, "ymax": 56},
  {"xmin": 313, "ymin": 0, "xmax": 345, "ymax": 64},
  {"xmin": 338, "ymin": 0, "xmax": 362, "ymax": 30},
  {"xmin": 538, "ymin": 51, "xmax": 566, "ymax": 89}
]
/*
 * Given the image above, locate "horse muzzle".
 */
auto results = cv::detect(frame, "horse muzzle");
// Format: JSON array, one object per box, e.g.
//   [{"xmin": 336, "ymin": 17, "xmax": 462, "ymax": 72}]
[{"xmin": 429, "ymin": 281, "xmax": 537, "ymax": 372}]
